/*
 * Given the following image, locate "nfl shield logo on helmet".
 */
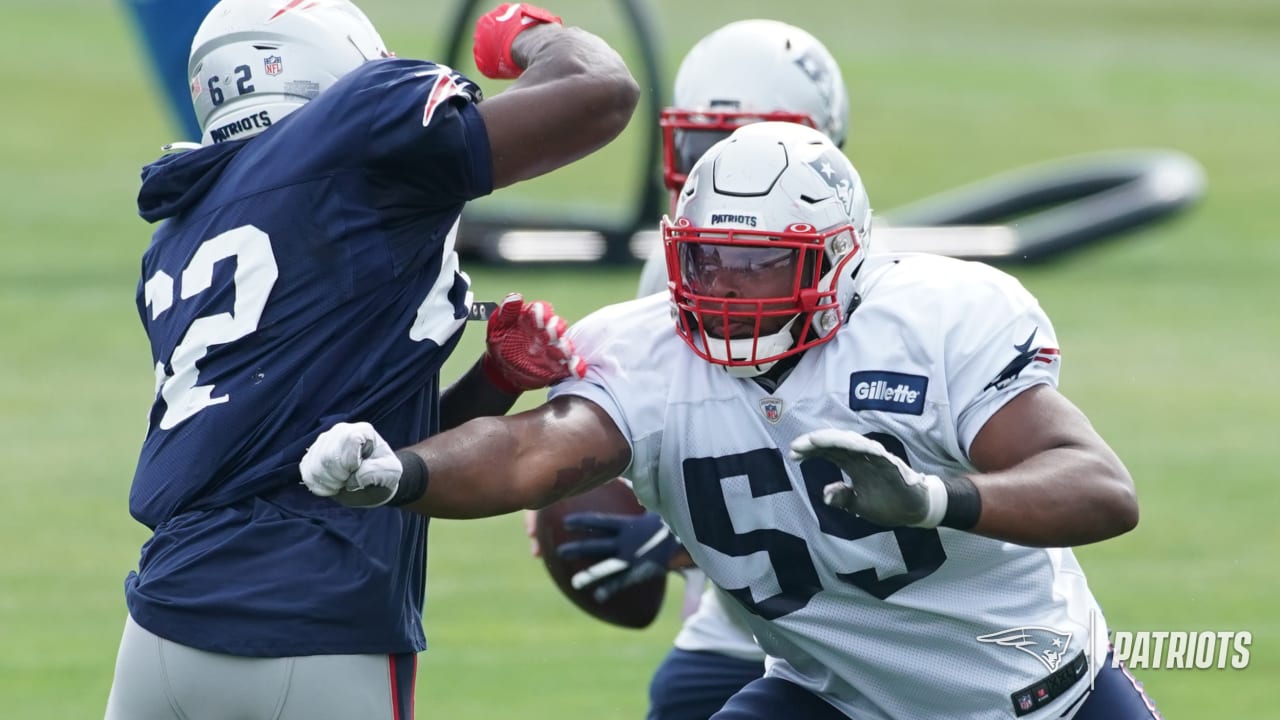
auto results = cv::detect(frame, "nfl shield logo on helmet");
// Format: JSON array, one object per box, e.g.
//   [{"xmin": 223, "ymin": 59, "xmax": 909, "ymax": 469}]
[
  {"xmin": 759, "ymin": 397, "xmax": 784, "ymax": 424},
  {"xmin": 264, "ymin": 55, "xmax": 284, "ymax": 76}
]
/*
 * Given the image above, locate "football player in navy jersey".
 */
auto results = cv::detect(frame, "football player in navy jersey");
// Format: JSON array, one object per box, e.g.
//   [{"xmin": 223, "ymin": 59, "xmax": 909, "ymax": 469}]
[{"xmin": 104, "ymin": 1, "xmax": 637, "ymax": 718}]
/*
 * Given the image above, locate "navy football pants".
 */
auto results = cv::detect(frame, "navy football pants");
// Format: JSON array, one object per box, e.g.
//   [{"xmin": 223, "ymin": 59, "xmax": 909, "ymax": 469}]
[
  {"xmin": 707, "ymin": 651, "xmax": 1160, "ymax": 719},
  {"xmin": 648, "ymin": 648, "xmax": 765, "ymax": 720}
]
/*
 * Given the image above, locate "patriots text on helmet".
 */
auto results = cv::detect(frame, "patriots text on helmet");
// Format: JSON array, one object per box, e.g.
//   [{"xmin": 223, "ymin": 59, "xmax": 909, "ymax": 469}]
[
  {"xmin": 209, "ymin": 111, "xmax": 273, "ymax": 143},
  {"xmin": 709, "ymin": 214, "xmax": 758, "ymax": 227}
]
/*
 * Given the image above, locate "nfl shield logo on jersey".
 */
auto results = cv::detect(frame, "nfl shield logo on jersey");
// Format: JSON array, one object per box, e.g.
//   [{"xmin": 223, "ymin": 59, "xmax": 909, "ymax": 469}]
[
  {"xmin": 759, "ymin": 397, "xmax": 784, "ymax": 424},
  {"xmin": 1016, "ymin": 693, "xmax": 1034, "ymax": 712},
  {"xmin": 264, "ymin": 55, "xmax": 284, "ymax": 76}
]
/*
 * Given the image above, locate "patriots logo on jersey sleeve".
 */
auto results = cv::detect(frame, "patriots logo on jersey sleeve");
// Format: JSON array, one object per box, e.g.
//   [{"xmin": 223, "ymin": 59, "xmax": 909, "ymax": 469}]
[
  {"xmin": 415, "ymin": 67, "xmax": 482, "ymax": 128},
  {"xmin": 984, "ymin": 327, "xmax": 1059, "ymax": 391},
  {"xmin": 977, "ymin": 626, "xmax": 1073, "ymax": 673}
]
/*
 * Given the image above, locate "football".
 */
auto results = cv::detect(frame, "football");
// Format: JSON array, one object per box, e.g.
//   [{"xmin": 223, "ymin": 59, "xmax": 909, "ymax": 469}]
[{"xmin": 534, "ymin": 478, "xmax": 668, "ymax": 629}]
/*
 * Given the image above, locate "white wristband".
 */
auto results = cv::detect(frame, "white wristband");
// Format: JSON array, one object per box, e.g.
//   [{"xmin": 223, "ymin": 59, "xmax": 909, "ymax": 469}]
[{"xmin": 914, "ymin": 474, "xmax": 950, "ymax": 529}]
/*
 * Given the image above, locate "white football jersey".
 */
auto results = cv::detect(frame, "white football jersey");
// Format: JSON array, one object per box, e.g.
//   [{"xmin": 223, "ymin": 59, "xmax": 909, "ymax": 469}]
[
  {"xmin": 673, "ymin": 581, "xmax": 767, "ymax": 662},
  {"xmin": 552, "ymin": 252, "xmax": 1109, "ymax": 719},
  {"xmin": 636, "ymin": 243, "xmax": 766, "ymax": 663}
]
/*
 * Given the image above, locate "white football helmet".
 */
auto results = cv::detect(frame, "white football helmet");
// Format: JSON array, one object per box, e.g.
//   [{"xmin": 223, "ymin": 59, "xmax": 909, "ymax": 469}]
[
  {"xmin": 660, "ymin": 20, "xmax": 849, "ymax": 197},
  {"xmin": 663, "ymin": 122, "xmax": 871, "ymax": 377},
  {"xmin": 189, "ymin": 0, "xmax": 390, "ymax": 145}
]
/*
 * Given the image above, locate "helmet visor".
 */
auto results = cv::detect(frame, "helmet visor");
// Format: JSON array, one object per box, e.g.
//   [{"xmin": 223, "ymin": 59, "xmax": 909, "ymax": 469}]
[
  {"xmin": 660, "ymin": 109, "xmax": 820, "ymax": 192},
  {"xmin": 674, "ymin": 128, "xmax": 733, "ymax": 178},
  {"xmin": 679, "ymin": 242, "xmax": 799, "ymax": 299}
]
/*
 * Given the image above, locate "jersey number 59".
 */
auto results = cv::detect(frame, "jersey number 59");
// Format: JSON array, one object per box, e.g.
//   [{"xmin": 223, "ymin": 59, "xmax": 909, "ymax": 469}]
[{"xmin": 683, "ymin": 434, "xmax": 948, "ymax": 620}]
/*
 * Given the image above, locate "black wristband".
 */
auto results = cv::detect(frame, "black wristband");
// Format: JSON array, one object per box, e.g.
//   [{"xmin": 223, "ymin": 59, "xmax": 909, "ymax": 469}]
[
  {"xmin": 390, "ymin": 450, "xmax": 429, "ymax": 506},
  {"xmin": 940, "ymin": 475, "xmax": 982, "ymax": 530}
]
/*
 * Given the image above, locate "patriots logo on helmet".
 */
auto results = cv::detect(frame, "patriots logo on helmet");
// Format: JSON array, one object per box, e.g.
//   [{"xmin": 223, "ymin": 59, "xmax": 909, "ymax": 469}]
[
  {"xmin": 792, "ymin": 49, "xmax": 835, "ymax": 109},
  {"xmin": 984, "ymin": 328, "xmax": 1060, "ymax": 391},
  {"xmin": 977, "ymin": 626, "xmax": 1073, "ymax": 673},
  {"xmin": 806, "ymin": 148, "xmax": 857, "ymax": 217}
]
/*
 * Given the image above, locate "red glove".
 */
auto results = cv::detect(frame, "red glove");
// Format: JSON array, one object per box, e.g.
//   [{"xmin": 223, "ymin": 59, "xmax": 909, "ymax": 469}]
[
  {"xmin": 473, "ymin": 3, "xmax": 563, "ymax": 79},
  {"xmin": 481, "ymin": 293, "xmax": 587, "ymax": 394}
]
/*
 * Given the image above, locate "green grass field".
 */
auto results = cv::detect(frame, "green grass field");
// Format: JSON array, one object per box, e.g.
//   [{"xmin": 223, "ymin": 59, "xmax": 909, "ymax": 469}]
[{"xmin": 2, "ymin": 0, "xmax": 1277, "ymax": 716}]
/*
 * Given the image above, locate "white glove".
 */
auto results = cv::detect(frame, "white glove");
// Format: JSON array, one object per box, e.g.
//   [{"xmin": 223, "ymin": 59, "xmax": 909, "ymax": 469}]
[
  {"xmin": 789, "ymin": 429, "xmax": 948, "ymax": 528},
  {"xmin": 300, "ymin": 422, "xmax": 403, "ymax": 508}
]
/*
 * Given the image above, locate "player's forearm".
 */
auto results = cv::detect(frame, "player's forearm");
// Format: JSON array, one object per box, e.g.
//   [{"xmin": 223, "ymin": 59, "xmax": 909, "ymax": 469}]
[
  {"xmin": 438, "ymin": 359, "xmax": 519, "ymax": 431},
  {"xmin": 398, "ymin": 415, "xmax": 529, "ymax": 518},
  {"xmin": 966, "ymin": 445, "xmax": 1138, "ymax": 547},
  {"xmin": 401, "ymin": 399, "xmax": 630, "ymax": 519},
  {"xmin": 497, "ymin": 25, "xmax": 639, "ymax": 178},
  {"xmin": 511, "ymin": 25, "xmax": 638, "ymax": 122}
]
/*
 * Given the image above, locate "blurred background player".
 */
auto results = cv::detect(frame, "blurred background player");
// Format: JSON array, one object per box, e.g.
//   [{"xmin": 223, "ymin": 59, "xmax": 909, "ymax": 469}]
[
  {"xmin": 120, "ymin": 0, "xmax": 220, "ymax": 139},
  {"xmin": 635, "ymin": 19, "xmax": 848, "ymax": 300},
  {"xmin": 526, "ymin": 19, "xmax": 849, "ymax": 720},
  {"xmin": 104, "ymin": 1, "xmax": 636, "ymax": 718}
]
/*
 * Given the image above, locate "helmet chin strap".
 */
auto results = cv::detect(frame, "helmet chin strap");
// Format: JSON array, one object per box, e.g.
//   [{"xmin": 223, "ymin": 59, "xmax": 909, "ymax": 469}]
[{"xmin": 702, "ymin": 313, "xmax": 804, "ymax": 378}]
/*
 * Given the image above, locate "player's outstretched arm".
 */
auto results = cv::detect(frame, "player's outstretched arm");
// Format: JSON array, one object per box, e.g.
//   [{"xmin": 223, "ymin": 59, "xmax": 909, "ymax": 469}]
[
  {"xmin": 962, "ymin": 384, "xmax": 1138, "ymax": 546},
  {"xmin": 409, "ymin": 395, "xmax": 631, "ymax": 518},
  {"xmin": 300, "ymin": 395, "xmax": 630, "ymax": 517},
  {"xmin": 472, "ymin": 4, "xmax": 640, "ymax": 189}
]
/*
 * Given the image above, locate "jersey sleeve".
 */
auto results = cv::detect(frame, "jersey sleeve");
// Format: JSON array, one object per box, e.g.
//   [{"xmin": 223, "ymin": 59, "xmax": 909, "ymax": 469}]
[
  {"xmin": 944, "ymin": 267, "xmax": 1062, "ymax": 457},
  {"xmin": 547, "ymin": 298, "xmax": 670, "ymax": 482},
  {"xmin": 360, "ymin": 60, "xmax": 493, "ymax": 204}
]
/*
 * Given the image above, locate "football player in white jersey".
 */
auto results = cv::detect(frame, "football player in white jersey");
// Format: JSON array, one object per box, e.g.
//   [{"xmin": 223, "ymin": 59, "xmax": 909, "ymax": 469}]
[
  {"xmin": 533, "ymin": 20, "xmax": 852, "ymax": 720},
  {"xmin": 300, "ymin": 122, "xmax": 1161, "ymax": 719}
]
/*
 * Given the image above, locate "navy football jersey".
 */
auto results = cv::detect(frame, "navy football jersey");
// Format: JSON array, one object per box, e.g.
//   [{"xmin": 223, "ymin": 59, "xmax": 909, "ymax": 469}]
[{"xmin": 126, "ymin": 59, "xmax": 490, "ymax": 656}]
